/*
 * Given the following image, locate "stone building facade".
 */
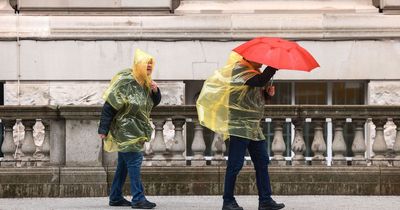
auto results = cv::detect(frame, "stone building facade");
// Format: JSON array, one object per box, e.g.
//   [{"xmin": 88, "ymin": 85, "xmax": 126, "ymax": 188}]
[{"xmin": 1, "ymin": 0, "xmax": 400, "ymax": 156}]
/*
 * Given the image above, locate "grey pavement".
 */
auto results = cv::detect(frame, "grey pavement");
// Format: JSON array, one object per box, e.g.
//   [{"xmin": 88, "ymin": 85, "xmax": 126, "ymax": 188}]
[{"xmin": 0, "ymin": 196, "xmax": 399, "ymax": 210}]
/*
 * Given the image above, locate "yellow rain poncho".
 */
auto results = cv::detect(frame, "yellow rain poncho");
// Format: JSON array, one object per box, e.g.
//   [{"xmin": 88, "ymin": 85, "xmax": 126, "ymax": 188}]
[
  {"xmin": 102, "ymin": 49, "xmax": 155, "ymax": 152},
  {"xmin": 196, "ymin": 55, "xmax": 265, "ymax": 141}
]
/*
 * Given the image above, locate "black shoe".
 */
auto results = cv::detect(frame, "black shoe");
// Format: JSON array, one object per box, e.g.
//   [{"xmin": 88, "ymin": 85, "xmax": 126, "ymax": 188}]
[
  {"xmin": 259, "ymin": 199, "xmax": 285, "ymax": 210},
  {"xmin": 222, "ymin": 201, "xmax": 244, "ymax": 210},
  {"xmin": 109, "ymin": 198, "xmax": 131, "ymax": 206},
  {"xmin": 132, "ymin": 200, "xmax": 157, "ymax": 209}
]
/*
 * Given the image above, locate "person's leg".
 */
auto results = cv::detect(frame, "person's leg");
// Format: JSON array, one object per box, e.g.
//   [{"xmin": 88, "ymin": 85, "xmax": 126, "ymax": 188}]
[
  {"xmin": 223, "ymin": 136, "xmax": 249, "ymax": 205},
  {"xmin": 123, "ymin": 151, "xmax": 156, "ymax": 209},
  {"xmin": 248, "ymin": 140, "xmax": 285, "ymax": 210},
  {"xmin": 109, "ymin": 152, "xmax": 129, "ymax": 205},
  {"xmin": 123, "ymin": 152, "xmax": 146, "ymax": 203},
  {"xmin": 247, "ymin": 140, "xmax": 272, "ymax": 203}
]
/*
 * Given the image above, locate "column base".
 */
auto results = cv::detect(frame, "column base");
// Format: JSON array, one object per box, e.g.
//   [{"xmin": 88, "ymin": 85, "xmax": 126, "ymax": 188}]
[
  {"xmin": 191, "ymin": 159, "xmax": 206, "ymax": 166},
  {"xmin": 332, "ymin": 157, "xmax": 347, "ymax": 166},
  {"xmin": 291, "ymin": 158, "xmax": 306, "ymax": 166},
  {"xmin": 270, "ymin": 159, "xmax": 287, "ymax": 166},
  {"xmin": 371, "ymin": 157, "xmax": 389, "ymax": 166}
]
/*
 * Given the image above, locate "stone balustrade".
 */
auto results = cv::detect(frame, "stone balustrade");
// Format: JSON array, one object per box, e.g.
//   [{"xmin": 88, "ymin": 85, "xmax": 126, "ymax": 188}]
[{"xmin": 1, "ymin": 105, "xmax": 400, "ymax": 168}]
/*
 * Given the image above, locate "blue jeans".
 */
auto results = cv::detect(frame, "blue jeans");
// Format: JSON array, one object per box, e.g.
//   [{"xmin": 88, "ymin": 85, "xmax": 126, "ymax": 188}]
[
  {"xmin": 223, "ymin": 135, "xmax": 272, "ymax": 204},
  {"xmin": 109, "ymin": 152, "xmax": 146, "ymax": 203}
]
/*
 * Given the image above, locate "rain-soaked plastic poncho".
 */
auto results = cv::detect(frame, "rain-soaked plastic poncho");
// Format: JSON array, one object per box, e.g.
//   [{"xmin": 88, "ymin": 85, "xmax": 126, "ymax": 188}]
[
  {"xmin": 196, "ymin": 55, "xmax": 265, "ymax": 141},
  {"xmin": 102, "ymin": 49, "xmax": 155, "ymax": 152}
]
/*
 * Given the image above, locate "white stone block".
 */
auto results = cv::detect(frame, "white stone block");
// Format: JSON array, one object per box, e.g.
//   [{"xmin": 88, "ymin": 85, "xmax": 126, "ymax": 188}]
[
  {"xmin": 49, "ymin": 81, "xmax": 108, "ymax": 105},
  {"xmin": 0, "ymin": 42, "xmax": 18, "ymax": 80},
  {"xmin": 4, "ymin": 82, "xmax": 50, "ymax": 105},
  {"xmin": 368, "ymin": 81, "xmax": 400, "ymax": 105},
  {"xmin": 157, "ymin": 81, "xmax": 185, "ymax": 105}
]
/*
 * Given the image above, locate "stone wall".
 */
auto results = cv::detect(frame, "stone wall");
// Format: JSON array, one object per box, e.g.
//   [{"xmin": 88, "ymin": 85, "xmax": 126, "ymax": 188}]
[
  {"xmin": 4, "ymin": 81, "xmax": 184, "ymax": 106},
  {"xmin": 2, "ymin": 40, "xmax": 400, "ymax": 82}
]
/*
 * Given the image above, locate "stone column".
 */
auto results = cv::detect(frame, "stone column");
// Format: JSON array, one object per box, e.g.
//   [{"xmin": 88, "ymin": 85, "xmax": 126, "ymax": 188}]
[
  {"xmin": 49, "ymin": 119, "xmax": 66, "ymax": 166},
  {"xmin": 372, "ymin": 119, "xmax": 388, "ymax": 166},
  {"xmin": 150, "ymin": 118, "xmax": 167, "ymax": 166},
  {"xmin": 170, "ymin": 117, "xmax": 186, "ymax": 166},
  {"xmin": 191, "ymin": 121, "xmax": 206, "ymax": 166},
  {"xmin": 311, "ymin": 120, "xmax": 326, "ymax": 165},
  {"xmin": 1, "ymin": 120, "xmax": 16, "ymax": 166},
  {"xmin": 271, "ymin": 120, "xmax": 286, "ymax": 166},
  {"xmin": 211, "ymin": 133, "xmax": 226, "ymax": 165},
  {"xmin": 0, "ymin": 0, "xmax": 14, "ymax": 13},
  {"xmin": 332, "ymin": 119, "xmax": 346, "ymax": 166},
  {"xmin": 392, "ymin": 119, "xmax": 400, "ymax": 167},
  {"xmin": 291, "ymin": 118, "xmax": 306, "ymax": 166},
  {"xmin": 351, "ymin": 119, "xmax": 367, "ymax": 165},
  {"xmin": 21, "ymin": 120, "xmax": 36, "ymax": 166},
  {"xmin": 38, "ymin": 120, "xmax": 51, "ymax": 166}
]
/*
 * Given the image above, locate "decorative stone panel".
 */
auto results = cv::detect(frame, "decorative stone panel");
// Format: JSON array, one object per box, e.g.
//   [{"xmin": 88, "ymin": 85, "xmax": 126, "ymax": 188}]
[{"xmin": 4, "ymin": 81, "xmax": 185, "ymax": 106}]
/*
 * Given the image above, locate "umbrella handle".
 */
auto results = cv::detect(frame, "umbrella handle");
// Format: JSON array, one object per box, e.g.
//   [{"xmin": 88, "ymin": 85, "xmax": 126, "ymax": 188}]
[{"xmin": 269, "ymin": 76, "xmax": 274, "ymax": 87}]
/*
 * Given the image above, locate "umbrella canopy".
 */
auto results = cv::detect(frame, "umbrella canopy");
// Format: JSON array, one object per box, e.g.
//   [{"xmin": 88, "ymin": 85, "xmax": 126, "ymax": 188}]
[{"xmin": 233, "ymin": 37, "xmax": 319, "ymax": 71}]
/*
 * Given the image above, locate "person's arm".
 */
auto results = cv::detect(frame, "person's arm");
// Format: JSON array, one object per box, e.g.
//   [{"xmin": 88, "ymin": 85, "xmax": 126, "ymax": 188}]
[
  {"xmin": 98, "ymin": 101, "xmax": 118, "ymax": 136},
  {"xmin": 245, "ymin": 66, "xmax": 277, "ymax": 87},
  {"xmin": 151, "ymin": 87, "xmax": 162, "ymax": 107}
]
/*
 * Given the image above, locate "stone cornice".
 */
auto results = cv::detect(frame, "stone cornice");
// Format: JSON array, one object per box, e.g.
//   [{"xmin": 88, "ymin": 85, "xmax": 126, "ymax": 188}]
[{"xmin": 0, "ymin": 14, "xmax": 400, "ymax": 41}]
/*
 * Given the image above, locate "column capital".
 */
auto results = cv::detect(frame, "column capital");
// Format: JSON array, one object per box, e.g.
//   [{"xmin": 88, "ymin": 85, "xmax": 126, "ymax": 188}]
[{"xmin": 0, "ymin": 0, "xmax": 14, "ymax": 14}]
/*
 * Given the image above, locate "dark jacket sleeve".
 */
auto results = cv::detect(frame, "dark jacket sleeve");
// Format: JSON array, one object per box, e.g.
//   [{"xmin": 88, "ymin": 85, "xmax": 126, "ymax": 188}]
[
  {"xmin": 151, "ymin": 87, "xmax": 162, "ymax": 107},
  {"xmin": 245, "ymin": 66, "xmax": 277, "ymax": 87},
  {"xmin": 98, "ymin": 101, "xmax": 118, "ymax": 135}
]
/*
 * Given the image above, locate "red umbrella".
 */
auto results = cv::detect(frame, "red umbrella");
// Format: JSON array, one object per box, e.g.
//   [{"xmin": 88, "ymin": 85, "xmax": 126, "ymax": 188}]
[{"xmin": 233, "ymin": 37, "xmax": 319, "ymax": 72}]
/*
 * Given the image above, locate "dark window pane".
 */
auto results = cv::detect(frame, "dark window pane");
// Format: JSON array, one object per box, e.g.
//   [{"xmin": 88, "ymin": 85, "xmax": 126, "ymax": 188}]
[
  {"xmin": 295, "ymin": 82, "xmax": 327, "ymax": 105},
  {"xmin": 333, "ymin": 82, "xmax": 365, "ymax": 105}
]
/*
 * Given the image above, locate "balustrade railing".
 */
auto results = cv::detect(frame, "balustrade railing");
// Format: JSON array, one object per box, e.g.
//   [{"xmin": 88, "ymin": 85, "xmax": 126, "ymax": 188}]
[{"xmin": 1, "ymin": 105, "xmax": 400, "ymax": 168}]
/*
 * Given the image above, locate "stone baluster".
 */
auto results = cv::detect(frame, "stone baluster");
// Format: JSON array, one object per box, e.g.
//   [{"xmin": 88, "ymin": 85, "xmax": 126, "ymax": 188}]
[
  {"xmin": 393, "ymin": 119, "xmax": 400, "ymax": 167},
  {"xmin": 170, "ymin": 117, "xmax": 186, "ymax": 166},
  {"xmin": 271, "ymin": 120, "xmax": 286, "ymax": 166},
  {"xmin": 13, "ymin": 119, "xmax": 24, "ymax": 163},
  {"xmin": 1, "ymin": 120, "xmax": 16, "ymax": 167},
  {"xmin": 191, "ymin": 121, "xmax": 206, "ymax": 166},
  {"xmin": 351, "ymin": 119, "xmax": 367, "ymax": 165},
  {"xmin": 372, "ymin": 118, "xmax": 389, "ymax": 166},
  {"xmin": 291, "ymin": 118, "xmax": 306, "ymax": 166},
  {"xmin": 21, "ymin": 120, "xmax": 36, "ymax": 167},
  {"xmin": 332, "ymin": 119, "xmax": 346, "ymax": 166},
  {"xmin": 41, "ymin": 120, "xmax": 50, "ymax": 164},
  {"xmin": 311, "ymin": 120, "xmax": 326, "ymax": 165},
  {"xmin": 150, "ymin": 118, "xmax": 167, "ymax": 166},
  {"xmin": 0, "ymin": 0, "xmax": 14, "ymax": 13},
  {"xmin": 211, "ymin": 133, "xmax": 226, "ymax": 165},
  {"xmin": 33, "ymin": 119, "xmax": 46, "ymax": 166}
]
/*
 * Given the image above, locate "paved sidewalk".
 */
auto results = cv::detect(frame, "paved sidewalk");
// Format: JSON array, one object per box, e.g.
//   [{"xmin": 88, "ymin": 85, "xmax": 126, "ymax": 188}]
[{"xmin": 1, "ymin": 196, "xmax": 399, "ymax": 210}]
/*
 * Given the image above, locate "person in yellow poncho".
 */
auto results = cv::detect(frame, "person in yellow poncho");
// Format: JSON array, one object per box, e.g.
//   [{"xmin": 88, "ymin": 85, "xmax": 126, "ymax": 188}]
[
  {"xmin": 196, "ymin": 52, "xmax": 285, "ymax": 210},
  {"xmin": 98, "ymin": 49, "xmax": 161, "ymax": 209}
]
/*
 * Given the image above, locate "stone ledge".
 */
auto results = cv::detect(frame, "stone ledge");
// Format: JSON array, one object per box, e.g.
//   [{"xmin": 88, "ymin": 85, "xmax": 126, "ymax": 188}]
[
  {"xmin": 16, "ymin": 0, "xmax": 176, "ymax": 13},
  {"xmin": 1, "ymin": 166, "xmax": 399, "ymax": 197},
  {"xmin": 1, "ymin": 13, "xmax": 400, "ymax": 40},
  {"xmin": 176, "ymin": 0, "xmax": 378, "ymax": 15}
]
